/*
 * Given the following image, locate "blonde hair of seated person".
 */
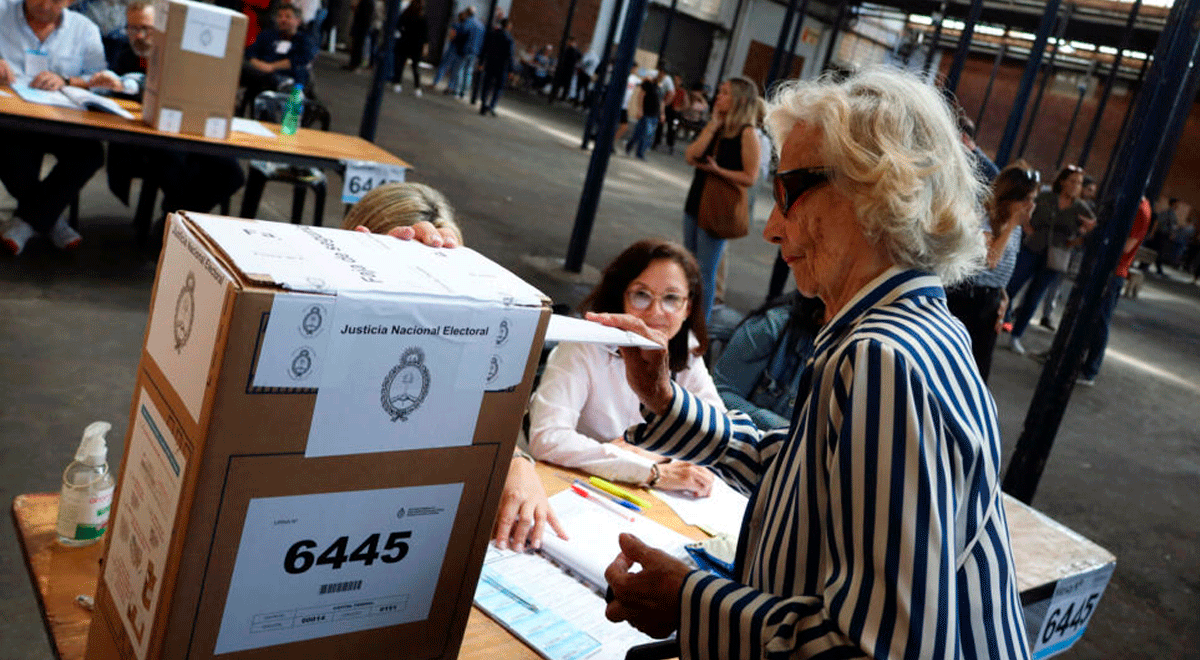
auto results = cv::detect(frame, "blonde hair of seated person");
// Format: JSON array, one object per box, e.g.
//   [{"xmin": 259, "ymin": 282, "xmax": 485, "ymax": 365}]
[{"xmin": 340, "ymin": 182, "xmax": 464, "ymax": 245}]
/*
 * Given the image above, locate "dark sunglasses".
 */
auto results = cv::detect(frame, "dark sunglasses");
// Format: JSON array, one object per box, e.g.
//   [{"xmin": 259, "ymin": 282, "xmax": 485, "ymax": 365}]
[{"xmin": 774, "ymin": 167, "xmax": 831, "ymax": 215}]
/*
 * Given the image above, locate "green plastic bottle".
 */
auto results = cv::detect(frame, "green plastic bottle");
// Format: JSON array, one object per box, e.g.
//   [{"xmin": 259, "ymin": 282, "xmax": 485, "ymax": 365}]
[{"xmin": 281, "ymin": 83, "xmax": 304, "ymax": 136}]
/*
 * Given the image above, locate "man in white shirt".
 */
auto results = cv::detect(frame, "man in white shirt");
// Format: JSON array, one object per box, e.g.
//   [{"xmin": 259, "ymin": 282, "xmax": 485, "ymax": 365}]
[
  {"xmin": 0, "ymin": 0, "xmax": 108, "ymax": 254},
  {"xmin": 612, "ymin": 64, "xmax": 639, "ymax": 151}
]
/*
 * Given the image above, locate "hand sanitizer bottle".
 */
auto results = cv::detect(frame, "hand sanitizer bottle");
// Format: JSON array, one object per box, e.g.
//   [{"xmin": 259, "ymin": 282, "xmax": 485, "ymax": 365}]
[{"xmin": 56, "ymin": 421, "xmax": 116, "ymax": 547}]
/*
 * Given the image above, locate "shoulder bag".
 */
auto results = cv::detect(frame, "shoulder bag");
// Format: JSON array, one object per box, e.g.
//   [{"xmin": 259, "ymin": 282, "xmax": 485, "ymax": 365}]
[{"xmin": 697, "ymin": 126, "xmax": 751, "ymax": 239}]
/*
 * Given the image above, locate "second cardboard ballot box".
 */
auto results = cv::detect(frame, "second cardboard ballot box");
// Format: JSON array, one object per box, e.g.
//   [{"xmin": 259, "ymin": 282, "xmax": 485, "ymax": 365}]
[
  {"xmin": 85, "ymin": 213, "xmax": 551, "ymax": 660},
  {"xmin": 144, "ymin": 0, "xmax": 247, "ymax": 138}
]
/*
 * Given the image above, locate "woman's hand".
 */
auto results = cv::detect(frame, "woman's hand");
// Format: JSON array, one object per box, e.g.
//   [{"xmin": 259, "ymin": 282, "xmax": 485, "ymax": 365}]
[
  {"xmin": 605, "ymin": 533, "xmax": 688, "ymax": 638},
  {"xmin": 696, "ymin": 155, "xmax": 719, "ymax": 174},
  {"xmin": 352, "ymin": 220, "xmax": 459, "ymax": 248},
  {"xmin": 492, "ymin": 456, "xmax": 567, "ymax": 551},
  {"xmin": 655, "ymin": 461, "xmax": 714, "ymax": 497},
  {"xmin": 585, "ymin": 312, "xmax": 672, "ymax": 415}
]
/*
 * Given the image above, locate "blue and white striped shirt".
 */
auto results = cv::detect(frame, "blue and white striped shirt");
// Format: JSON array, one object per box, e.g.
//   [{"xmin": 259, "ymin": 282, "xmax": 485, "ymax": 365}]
[{"xmin": 630, "ymin": 268, "xmax": 1030, "ymax": 660}]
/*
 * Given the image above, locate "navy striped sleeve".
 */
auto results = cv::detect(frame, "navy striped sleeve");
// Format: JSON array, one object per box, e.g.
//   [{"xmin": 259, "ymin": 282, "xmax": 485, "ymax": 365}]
[{"xmin": 626, "ymin": 381, "xmax": 787, "ymax": 496}]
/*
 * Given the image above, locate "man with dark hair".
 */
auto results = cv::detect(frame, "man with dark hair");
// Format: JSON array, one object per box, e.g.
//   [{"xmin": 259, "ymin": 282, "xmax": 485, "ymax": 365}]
[
  {"xmin": 238, "ymin": 3, "xmax": 315, "ymax": 114},
  {"xmin": 477, "ymin": 17, "xmax": 513, "ymax": 117},
  {"xmin": 94, "ymin": 0, "xmax": 244, "ymax": 246},
  {"xmin": 957, "ymin": 114, "xmax": 1000, "ymax": 182}
]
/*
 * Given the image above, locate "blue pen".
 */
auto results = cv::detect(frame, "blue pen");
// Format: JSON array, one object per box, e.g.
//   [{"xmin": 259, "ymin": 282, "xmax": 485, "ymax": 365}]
[{"xmin": 574, "ymin": 479, "xmax": 642, "ymax": 513}]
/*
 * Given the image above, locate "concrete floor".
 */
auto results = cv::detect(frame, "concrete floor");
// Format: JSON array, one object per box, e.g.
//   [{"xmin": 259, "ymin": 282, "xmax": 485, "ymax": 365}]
[{"xmin": 1, "ymin": 55, "xmax": 1197, "ymax": 659}]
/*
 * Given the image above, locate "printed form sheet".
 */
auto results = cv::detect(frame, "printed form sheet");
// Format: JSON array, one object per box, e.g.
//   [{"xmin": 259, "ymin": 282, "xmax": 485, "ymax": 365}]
[{"xmin": 475, "ymin": 547, "xmax": 653, "ymax": 660}]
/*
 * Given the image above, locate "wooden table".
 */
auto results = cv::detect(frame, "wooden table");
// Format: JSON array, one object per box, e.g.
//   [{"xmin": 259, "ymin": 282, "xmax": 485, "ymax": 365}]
[
  {"xmin": 0, "ymin": 87, "xmax": 409, "ymax": 172},
  {"xmin": 11, "ymin": 468, "xmax": 1113, "ymax": 660},
  {"xmin": 10, "ymin": 464, "xmax": 701, "ymax": 660}
]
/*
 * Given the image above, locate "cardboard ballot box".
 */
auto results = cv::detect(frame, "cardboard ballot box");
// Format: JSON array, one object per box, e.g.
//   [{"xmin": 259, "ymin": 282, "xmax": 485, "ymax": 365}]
[
  {"xmin": 143, "ymin": 0, "xmax": 247, "ymax": 139},
  {"xmin": 85, "ymin": 213, "xmax": 550, "ymax": 660},
  {"xmin": 1006, "ymin": 495, "xmax": 1117, "ymax": 659}
]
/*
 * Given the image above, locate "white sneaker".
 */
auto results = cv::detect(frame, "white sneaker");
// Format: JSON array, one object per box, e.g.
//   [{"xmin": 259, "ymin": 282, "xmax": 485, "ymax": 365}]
[
  {"xmin": 50, "ymin": 215, "xmax": 82, "ymax": 250},
  {"xmin": 392, "ymin": 84, "xmax": 402, "ymax": 93},
  {"xmin": 1076, "ymin": 376, "xmax": 1095, "ymax": 387},
  {"xmin": 414, "ymin": 87, "xmax": 422, "ymax": 97},
  {"xmin": 2, "ymin": 218, "xmax": 36, "ymax": 255},
  {"xmin": 1009, "ymin": 336, "xmax": 1026, "ymax": 355}
]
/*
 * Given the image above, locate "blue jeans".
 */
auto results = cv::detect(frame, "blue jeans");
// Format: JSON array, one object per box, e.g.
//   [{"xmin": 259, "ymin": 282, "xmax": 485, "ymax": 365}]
[
  {"xmin": 682, "ymin": 211, "xmax": 725, "ymax": 322},
  {"xmin": 625, "ymin": 116, "xmax": 658, "ymax": 159},
  {"xmin": 452, "ymin": 54, "xmax": 476, "ymax": 96},
  {"xmin": 1080, "ymin": 274, "xmax": 1125, "ymax": 379},
  {"xmin": 432, "ymin": 48, "xmax": 460, "ymax": 87}
]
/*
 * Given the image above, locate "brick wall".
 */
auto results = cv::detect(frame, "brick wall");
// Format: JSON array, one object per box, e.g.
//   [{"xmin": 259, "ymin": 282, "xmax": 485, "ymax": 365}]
[
  {"xmin": 942, "ymin": 54, "xmax": 1200, "ymax": 206},
  {"xmin": 508, "ymin": 0, "xmax": 605, "ymax": 60}
]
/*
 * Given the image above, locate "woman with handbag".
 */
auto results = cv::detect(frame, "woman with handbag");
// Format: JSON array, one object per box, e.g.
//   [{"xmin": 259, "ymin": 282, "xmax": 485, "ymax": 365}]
[
  {"xmin": 1004, "ymin": 164, "xmax": 1096, "ymax": 354},
  {"xmin": 682, "ymin": 76, "xmax": 761, "ymax": 321}
]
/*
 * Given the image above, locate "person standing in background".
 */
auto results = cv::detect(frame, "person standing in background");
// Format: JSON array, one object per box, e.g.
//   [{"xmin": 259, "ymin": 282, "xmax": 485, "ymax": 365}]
[
  {"xmin": 1077, "ymin": 197, "xmax": 1152, "ymax": 386},
  {"xmin": 390, "ymin": 0, "xmax": 427, "ymax": 94},
  {"xmin": 429, "ymin": 9, "xmax": 466, "ymax": 92},
  {"xmin": 343, "ymin": 0, "xmax": 374, "ymax": 70},
  {"xmin": 549, "ymin": 36, "xmax": 580, "ymax": 103},
  {"xmin": 624, "ymin": 70, "xmax": 662, "ymax": 160},
  {"xmin": 947, "ymin": 163, "xmax": 1040, "ymax": 381},
  {"xmin": 681, "ymin": 77, "xmax": 760, "ymax": 322},
  {"xmin": 477, "ymin": 17, "xmax": 513, "ymax": 116}
]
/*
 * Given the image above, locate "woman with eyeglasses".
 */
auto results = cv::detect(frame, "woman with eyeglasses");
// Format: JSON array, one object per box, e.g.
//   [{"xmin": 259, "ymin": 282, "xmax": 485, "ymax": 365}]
[
  {"xmin": 682, "ymin": 77, "xmax": 761, "ymax": 321},
  {"xmin": 594, "ymin": 68, "xmax": 1030, "ymax": 659},
  {"xmin": 526, "ymin": 239, "xmax": 723, "ymax": 497},
  {"xmin": 946, "ymin": 162, "xmax": 1040, "ymax": 381}
]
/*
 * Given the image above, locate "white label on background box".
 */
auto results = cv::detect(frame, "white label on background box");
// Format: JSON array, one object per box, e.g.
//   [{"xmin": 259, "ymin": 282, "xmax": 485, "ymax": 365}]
[
  {"xmin": 304, "ymin": 291, "xmax": 500, "ymax": 458},
  {"xmin": 253, "ymin": 293, "xmax": 333, "ymax": 388},
  {"xmin": 156, "ymin": 107, "xmax": 182, "ymax": 133},
  {"xmin": 180, "ymin": 2, "xmax": 231, "ymax": 58},
  {"xmin": 341, "ymin": 161, "xmax": 406, "ymax": 204},
  {"xmin": 104, "ymin": 389, "xmax": 188, "ymax": 660},
  {"xmin": 214, "ymin": 483, "xmax": 463, "ymax": 654},
  {"xmin": 145, "ymin": 218, "xmax": 230, "ymax": 423},
  {"xmin": 1031, "ymin": 563, "xmax": 1115, "ymax": 659},
  {"xmin": 204, "ymin": 116, "xmax": 228, "ymax": 139},
  {"xmin": 153, "ymin": 0, "xmax": 167, "ymax": 31}
]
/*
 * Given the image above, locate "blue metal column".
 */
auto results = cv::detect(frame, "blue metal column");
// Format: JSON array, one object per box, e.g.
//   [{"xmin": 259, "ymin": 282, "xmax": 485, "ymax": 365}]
[
  {"xmin": 658, "ymin": 0, "xmax": 679, "ymax": 65},
  {"xmin": 1002, "ymin": 0, "xmax": 1200, "ymax": 504},
  {"xmin": 1100, "ymin": 55, "xmax": 1151, "ymax": 193},
  {"xmin": 581, "ymin": 0, "xmax": 629, "ymax": 149},
  {"xmin": 944, "ymin": 0, "xmax": 985, "ymax": 95},
  {"xmin": 819, "ymin": 0, "xmax": 849, "ymax": 72},
  {"xmin": 1077, "ymin": 0, "xmax": 1142, "ymax": 168},
  {"xmin": 994, "ymin": 0, "xmax": 1063, "ymax": 167},
  {"xmin": 359, "ymin": 0, "xmax": 403, "ymax": 141},
  {"xmin": 564, "ymin": 0, "xmax": 650, "ymax": 272},
  {"xmin": 1055, "ymin": 65, "xmax": 1095, "ymax": 170},
  {"xmin": 766, "ymin": 0, "xmax": 803, "ymax": 92},
  {"xmin": 974, "ymin": 37, "xmax": 1008, "ymax": 131},
  {"xmin": 713, "ymin": 0, "xmax": 750, "ymax": 88},
  {"xmin": 1016, "ymin": 5, "xmax": 1072, "ymax": 159},
  {"xmin": 923, "ymin": 1, "xmax": 947, "ymax": 76},
  {"xmin": 1146, "ymin": 58, "xmax": 1200, "ymax": 201}
]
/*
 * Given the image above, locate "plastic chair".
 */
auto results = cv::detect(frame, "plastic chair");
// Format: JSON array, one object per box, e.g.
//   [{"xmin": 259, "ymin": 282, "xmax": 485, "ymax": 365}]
[{"xmin": 239, "ymin": 91, "xmax": 332, "ymax": 226}]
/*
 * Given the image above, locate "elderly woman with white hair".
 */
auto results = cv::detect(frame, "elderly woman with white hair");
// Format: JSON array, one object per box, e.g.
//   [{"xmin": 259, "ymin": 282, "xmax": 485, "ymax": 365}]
[{"xmin": 593, "ymin": 67, "xmax": 1030, "ymax": 660}]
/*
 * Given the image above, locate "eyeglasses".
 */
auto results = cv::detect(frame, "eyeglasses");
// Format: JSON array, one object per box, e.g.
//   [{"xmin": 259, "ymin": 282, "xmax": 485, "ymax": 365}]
[
  {"xmin": 774, "ymin": 167, "xmax": 831, "ymax": 215},
  {"xmin": 127, "ymin": 26, "xmax": 154, "ymax": 35},
  {"xmin": 625, "ymin": 288, "xmax": 687, "ymax": 314}
]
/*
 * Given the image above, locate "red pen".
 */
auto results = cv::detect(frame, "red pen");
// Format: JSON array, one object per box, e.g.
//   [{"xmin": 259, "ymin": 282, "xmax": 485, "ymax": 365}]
[{"xmin": 570, "ymin": 484, "xmax": 635, "ymax": 522}]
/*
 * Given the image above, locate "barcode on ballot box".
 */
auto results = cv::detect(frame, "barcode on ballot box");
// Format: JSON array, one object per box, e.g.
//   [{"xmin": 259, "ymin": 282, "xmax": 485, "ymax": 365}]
[{"xmin": 319, "ymin": 580, "xmax": 363, "ymax": 595}]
